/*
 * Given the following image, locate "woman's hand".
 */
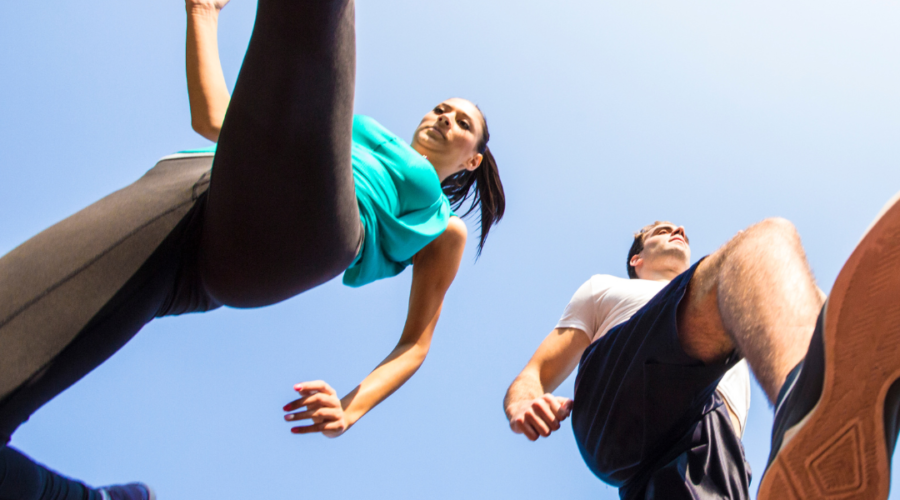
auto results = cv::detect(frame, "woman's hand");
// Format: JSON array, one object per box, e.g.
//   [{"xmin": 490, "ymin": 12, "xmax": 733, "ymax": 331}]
[
  {"xmin": 186, "ymin": 0, "xmax": 230, "ymax": 13},
  {"xmin": 279, "ymin": 219, "xmax": 468, "ymax": 437},
  {"xmin": 283, "ymin": 380, "xmax": 349, "ymax": 438}
]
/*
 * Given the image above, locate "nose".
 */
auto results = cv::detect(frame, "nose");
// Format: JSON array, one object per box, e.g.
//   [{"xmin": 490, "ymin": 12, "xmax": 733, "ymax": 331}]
[
  {"xmin": 436, "ymin": 114, "xmax": 451, "ymax": 130},
  {"xmin": 673, "ymin": 226, "xmax": 687, "ymax": 241}
]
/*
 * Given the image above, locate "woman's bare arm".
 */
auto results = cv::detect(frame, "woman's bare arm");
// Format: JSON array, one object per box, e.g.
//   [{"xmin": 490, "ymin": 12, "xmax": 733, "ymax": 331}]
[
  {"xmin": 186, "ymin": 0, "xmax": 231, "ymax": 141},
  {"xmin": 283, "ymin": 218, "xmax": 469, "ymax": 437}
]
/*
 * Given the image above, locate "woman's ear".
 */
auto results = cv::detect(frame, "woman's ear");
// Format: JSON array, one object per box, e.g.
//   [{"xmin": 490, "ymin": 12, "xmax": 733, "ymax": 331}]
[{"xmin": 464, "ymin": 153, "xmax": 483, "ymax": 172}]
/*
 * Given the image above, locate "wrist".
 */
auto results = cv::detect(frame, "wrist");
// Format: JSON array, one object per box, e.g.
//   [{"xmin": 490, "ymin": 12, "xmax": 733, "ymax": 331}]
[
  {"xmin": 186, "ymin": 3, "xmax": 221, "ymax": 19},
  {"xmin": 504, "ymin": 401, "xmax": 522, "ymax": 421},
  {"xmin": 340, "ymin": 392, "xmax": 362, "ymax": 427}
]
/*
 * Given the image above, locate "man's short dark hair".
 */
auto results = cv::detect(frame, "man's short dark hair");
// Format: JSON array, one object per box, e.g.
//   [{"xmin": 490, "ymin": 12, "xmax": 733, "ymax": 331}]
[{"xmin": 627, "ymin": 221, "xmax": 675, "ymax": 279}]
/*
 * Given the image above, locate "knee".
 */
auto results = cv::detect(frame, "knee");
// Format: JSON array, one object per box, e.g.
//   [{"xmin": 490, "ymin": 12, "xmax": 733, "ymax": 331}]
[
  {"xmin": 201, "ymin": 223, "xmax": 360, "ymax": 309},
  {"xmin": 752, "ymin": 217, "xmax": 801, "ymax": 246},
  {"xmin": 317, "ymin": 231, "xmax": 361, "ymax": 279},
  {"xmin": 757, "ymin": 216, "xmax": 796, "ymax": 234}
]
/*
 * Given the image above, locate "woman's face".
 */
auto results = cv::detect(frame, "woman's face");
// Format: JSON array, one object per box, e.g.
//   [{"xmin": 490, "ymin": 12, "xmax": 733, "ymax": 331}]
[{"xmin": 411, "ymin": 98, "xmax": 485, "ymax": 177}]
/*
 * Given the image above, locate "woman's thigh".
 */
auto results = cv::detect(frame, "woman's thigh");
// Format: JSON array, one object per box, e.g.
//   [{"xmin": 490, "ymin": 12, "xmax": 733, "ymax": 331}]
[
  {"xmin": 0, "ymin": 156, "xmax": 215, "ymax": 441},
  {"xmin": 201, "ymin": 0, "xmax": 361, "ymax": 308},
  {"xmin": 0, "ymin": 235, "xmax": 181, "ymax": 442}
]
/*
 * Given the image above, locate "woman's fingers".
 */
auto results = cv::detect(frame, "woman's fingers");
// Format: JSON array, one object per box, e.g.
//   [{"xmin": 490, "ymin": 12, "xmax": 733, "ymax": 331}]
[
  {"xmin": 283, "ymin": 380, "xmax": 346, "ymax": 437},
  {"xmin": 283, "ymin": 392, "xmax": 340, "ymax": 412},
  {"xmin": 293, "ymin": 380, "xmax": 336, "ymax": 396},
  {"xmin": 292, "ymin": 417, "xmax": 347, "ymax": 437},
  {"xmin": 289, "ymin": 409, "xmax": 346, "ymax": 436},
  {"xmin": 285, "ymin": 407, "xmax": 342, "ymax": 423},
  {"xmin": 291, "ymin": 423, "xmax": 326, "ymax": 435}
]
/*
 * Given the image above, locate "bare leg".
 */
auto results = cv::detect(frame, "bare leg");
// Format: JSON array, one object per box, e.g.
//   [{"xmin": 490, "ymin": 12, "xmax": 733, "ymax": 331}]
[
  {"xmin": 678, "ymin": 217, "xmax": 825, "ymax": 403},
  {"xmin": 200, "ymin": 0, "xmax": 360, "ymax": 308}
]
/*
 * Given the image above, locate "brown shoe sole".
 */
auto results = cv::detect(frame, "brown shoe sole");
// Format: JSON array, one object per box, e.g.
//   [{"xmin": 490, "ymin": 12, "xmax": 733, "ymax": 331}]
[{"xmin": 759, "ymin": 194, "xmax": 900, "ymax": 500}]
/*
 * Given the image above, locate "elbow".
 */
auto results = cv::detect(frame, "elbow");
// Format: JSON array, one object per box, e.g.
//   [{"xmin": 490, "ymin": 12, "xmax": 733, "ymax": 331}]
[
  {"xmin": 401, "ymin": 340, "xmax": 431, "ymax": 369},
  {"xmin": 191, "ymin": 117, "xmax": 221, "ymax": 142},
  {"xmin": 410, "ymin": 342, "xmax": 430, "ymax": 366}
]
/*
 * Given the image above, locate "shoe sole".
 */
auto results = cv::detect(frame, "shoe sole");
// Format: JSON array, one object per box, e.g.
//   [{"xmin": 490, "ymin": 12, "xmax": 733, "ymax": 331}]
[{"xmin": 758, "ymin": 194, "xmax": 900, "ymax": 500}]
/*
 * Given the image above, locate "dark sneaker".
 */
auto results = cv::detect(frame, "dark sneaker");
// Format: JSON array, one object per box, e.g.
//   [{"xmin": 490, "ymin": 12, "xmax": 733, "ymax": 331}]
[
  {"xmin": 758, "ymin": 194, "xmax": 900, "ymax": 499},
  {"xmin": 98, "ymin": 483, "xmax": 156, "ymax": 500}
]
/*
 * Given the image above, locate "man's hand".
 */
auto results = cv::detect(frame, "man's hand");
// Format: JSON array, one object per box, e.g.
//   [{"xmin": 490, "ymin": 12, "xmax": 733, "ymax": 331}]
[
  {"xmin": 506, "ymin": 394, "xmax": 573, "ymax": 441},
  {"xmin": 283, "ymin": 381, "xmax": 349, "ymax": 438}
]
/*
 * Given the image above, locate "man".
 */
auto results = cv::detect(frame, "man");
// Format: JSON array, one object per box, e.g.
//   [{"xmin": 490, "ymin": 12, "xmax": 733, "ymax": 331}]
[{"xmin": 505, "ymin": 194, "xmax": 900, "ymax": 499}]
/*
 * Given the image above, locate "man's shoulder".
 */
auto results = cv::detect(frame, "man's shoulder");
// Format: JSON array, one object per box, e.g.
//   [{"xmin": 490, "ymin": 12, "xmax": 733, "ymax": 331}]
[
  {"xmin": 584, "ymin": 274, "xmax": 667, "ymax": 296},
  {"xmin": 586, "ymin": 274, "xmax": 637, "ymax": 288}
]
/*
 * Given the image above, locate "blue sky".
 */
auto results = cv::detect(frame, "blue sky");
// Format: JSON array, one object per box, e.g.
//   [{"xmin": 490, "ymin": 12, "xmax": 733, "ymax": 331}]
[{"xmin": 2, "ymin": 1, "xmax": 900, "ymax": 498}]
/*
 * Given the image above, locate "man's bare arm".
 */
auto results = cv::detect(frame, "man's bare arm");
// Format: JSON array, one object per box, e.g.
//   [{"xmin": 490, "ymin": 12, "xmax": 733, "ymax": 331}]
[{"xmin": 504, "ymin": 327, "xmax": 591, "ymax": 441}]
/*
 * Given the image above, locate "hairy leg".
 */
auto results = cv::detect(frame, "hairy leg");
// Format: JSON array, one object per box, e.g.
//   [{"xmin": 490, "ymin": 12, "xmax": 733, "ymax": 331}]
[
  {"xmin": 201, "ymin": 0, "xmax": 360, "ymax": 308},
  {"xmin": 679, "ymin": 218, "xmax": 825, "ymax": 403}
]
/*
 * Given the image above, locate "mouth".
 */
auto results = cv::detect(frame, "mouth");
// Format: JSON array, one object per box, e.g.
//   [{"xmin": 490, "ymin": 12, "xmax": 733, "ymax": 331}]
[
  {"xmin": 670, "ymin": 237, "xmax": 686, "ymax": 245},
  {"xmin": 425, "ymin": 125, "xmax": 446, "ymax": 140}
]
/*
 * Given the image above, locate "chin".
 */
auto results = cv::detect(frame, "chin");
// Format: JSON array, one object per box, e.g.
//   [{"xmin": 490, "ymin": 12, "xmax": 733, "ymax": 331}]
[{"xmin": 657, "ymin": 249, "xmax": 690, "ymax": 270}]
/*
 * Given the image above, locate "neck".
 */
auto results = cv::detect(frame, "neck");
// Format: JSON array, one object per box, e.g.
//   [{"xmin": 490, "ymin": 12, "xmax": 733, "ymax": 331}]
[
  {"xmin": 637, "ymin": 266, "xmax": 682, "ymax": 282},
  {"xmin": 412, "ymin": 144, "xmax": 458, "ymax": 182}
]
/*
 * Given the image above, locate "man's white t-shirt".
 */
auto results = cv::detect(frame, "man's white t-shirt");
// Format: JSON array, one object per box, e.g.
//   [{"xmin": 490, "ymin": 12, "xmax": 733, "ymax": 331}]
[{"xmin": 556, "ymin": 274, "xmax": 752, "ymax": 436}]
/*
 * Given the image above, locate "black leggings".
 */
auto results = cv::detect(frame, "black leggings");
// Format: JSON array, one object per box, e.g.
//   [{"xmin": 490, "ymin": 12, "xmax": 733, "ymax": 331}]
[{"xmin": 0, "ymin": 1, "xmax": 359, "ymax": 497}]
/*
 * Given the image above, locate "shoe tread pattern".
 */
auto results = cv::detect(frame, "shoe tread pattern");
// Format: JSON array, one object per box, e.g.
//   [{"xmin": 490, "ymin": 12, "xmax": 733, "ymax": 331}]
[{"xmin": 759, "ymin": 197, "xmax": 900, "ymax": 500}]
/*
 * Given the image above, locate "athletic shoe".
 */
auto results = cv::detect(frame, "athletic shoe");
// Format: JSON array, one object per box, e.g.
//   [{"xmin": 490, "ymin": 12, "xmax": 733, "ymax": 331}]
[
  {"xmin": 97, "ymin": 482, "xmax": 156, "ymax": 500},
  {"xmin": 758, "ymin": 193, "xmax": 900, "ymax": 499}
]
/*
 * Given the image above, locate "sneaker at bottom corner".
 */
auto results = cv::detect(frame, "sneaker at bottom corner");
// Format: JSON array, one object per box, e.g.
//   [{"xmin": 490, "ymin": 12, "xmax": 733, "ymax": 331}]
[
  {"xmin": 98, "ymin": 482, "xmax": 156, "ymax": 500},
  {"xmin": 758, "ymin": 192, "xmax": 900, "ymax": 499}
]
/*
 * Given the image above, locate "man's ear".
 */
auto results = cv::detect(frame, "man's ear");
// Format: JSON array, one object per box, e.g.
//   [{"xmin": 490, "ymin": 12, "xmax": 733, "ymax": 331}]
[
  {"xmin": 464, "ymin": 153, "xmax": 483, "ymax": 172},
  {"xmin": 630, "ymin": 254, "xmax": 642, "ymax": 270}
]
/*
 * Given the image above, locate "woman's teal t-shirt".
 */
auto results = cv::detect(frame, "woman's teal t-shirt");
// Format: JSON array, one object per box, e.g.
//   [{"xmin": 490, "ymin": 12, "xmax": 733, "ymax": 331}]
[{"xmin": 179, "ymin": 115, "xmax": 452, "ymax": 288}]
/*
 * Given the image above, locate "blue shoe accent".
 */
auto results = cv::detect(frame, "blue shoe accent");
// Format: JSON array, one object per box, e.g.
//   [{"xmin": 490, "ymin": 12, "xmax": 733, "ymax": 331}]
[
  {"xmin": 766, "ymin": 306, "xmax": 827, "ymax": 470},
  {"xmin": 98, "ymin": 482, "xmax": 155, "ymax": 500}
]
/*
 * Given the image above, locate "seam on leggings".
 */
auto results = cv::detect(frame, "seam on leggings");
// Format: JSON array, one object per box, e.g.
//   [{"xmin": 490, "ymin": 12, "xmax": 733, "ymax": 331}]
[
  {"xmin": 0, "ymin": 199, "xmax": 196, "ymax": 330},
  {"xmin": 192, "ymin": 171, "xmax": 211, "ymax": 201},
  {"xmin": 0, "ymin": 235, "xmax": 180, "ymax": 434}
]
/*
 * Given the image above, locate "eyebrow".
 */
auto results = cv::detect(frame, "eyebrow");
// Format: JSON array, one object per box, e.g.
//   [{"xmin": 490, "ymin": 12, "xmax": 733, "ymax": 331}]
[
  {"xmin": 441, "ymin": 103, "xmax": 473, "ymax": 123},
  {"xmin": 647, "ymin": 225, "xmax": 690, "ymax": 243}
]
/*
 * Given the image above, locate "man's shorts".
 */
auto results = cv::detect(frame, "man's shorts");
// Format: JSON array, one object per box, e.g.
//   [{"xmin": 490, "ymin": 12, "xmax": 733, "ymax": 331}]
[{"xmin": 572, "ymin": 259, "xmax": 752, "ymax": 499}]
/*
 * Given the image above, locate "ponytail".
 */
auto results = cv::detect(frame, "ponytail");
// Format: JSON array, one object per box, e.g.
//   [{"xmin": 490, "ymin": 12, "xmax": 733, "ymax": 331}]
[{"xmin": 440, "ymin": 108, "xmax": 505, "ymax": 257}]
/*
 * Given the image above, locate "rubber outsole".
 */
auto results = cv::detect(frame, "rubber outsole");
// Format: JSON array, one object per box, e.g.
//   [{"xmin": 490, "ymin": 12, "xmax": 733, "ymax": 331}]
[{"xmin": 758, "ymin": 194, "xmax": 900, "ymax": 499}]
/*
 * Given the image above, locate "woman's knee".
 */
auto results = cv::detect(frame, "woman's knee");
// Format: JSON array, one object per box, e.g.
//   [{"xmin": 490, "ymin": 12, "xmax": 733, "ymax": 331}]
[{"xmin": 200, "ymin": 221, "xmax": 360, "ymax": 308}]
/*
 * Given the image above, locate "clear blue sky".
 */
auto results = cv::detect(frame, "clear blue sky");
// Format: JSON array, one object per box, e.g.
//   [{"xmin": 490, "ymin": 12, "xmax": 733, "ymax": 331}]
[{"xmin": 2, "ymin": 1, "xmax": 899, "ymax": 498}]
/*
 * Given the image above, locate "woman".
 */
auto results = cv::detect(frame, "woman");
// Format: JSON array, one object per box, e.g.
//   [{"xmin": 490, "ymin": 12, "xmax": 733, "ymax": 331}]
[{"xmin": 0, "ymin": 0, "xmax": 504, "ymax": 498}]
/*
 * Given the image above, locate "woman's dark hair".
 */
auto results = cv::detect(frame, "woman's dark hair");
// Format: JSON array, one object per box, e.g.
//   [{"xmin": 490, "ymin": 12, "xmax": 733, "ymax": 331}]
[{"xmin": 440, "ymin": 107, "xmax": 505, "ymax": 257}]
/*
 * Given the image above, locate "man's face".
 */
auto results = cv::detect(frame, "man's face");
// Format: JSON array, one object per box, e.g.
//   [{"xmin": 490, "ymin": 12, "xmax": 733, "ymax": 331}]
[{"xmin": 635, "ymin": 223, "xmax": 691, "ymax": 276}]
